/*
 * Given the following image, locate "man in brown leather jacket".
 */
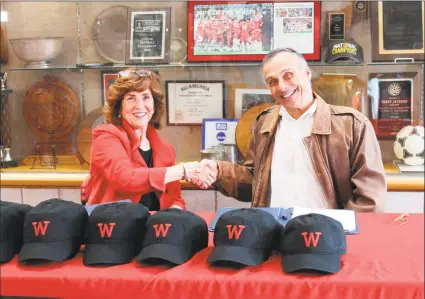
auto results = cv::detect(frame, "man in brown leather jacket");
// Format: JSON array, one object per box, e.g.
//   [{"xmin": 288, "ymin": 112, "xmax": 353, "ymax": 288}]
[{"xmin": 190, "ymin": 48, "xmax": 387, "ymax": 212}]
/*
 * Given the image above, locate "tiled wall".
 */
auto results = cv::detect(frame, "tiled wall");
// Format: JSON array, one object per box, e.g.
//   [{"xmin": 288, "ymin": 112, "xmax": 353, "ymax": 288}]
[{"xmin": 1, "ymin": 188, "xmax": 423, "ymax": 213}]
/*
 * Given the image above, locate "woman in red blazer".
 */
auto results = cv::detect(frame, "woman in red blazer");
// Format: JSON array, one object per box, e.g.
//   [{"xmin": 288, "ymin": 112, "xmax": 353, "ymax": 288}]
[{"xmin": 82, "ymin": 69, "xmax": 197, "ymax": 210}]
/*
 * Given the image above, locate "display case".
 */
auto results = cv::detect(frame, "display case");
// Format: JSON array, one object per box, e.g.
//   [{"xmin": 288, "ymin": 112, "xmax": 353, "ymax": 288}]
[{"xmin": 0, "ymin": 1, "xmax": 423, "ymax": 197}]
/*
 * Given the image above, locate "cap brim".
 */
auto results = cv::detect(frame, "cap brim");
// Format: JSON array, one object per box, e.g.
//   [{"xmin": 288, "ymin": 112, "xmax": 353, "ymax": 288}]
[
  {"xmin": 136, "ymin": 243, "xmax": 191, "ymax": 265},
  {"xmin": 207, "ymin": 245, "xmax": 269, "ymax": 266},
  {"xmin": 282, "ymin": 253, "xmax": 341, "ymax": 274},
  {"xmin": 83, "ymin": 242, "xmax": 136, "ymax": 266},
  {"xmin": 0, "ymin": 241, "xmax": 16, "ymax": 263},
  {"xmin": 18, "ymin": 239, "xmax": 77, "ymax": 263}
]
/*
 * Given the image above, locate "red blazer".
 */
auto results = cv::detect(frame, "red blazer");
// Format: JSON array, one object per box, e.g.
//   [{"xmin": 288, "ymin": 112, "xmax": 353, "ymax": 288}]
[{"xmin": 82, "ymin": 119, "xmax": 186, "ymax": 210}]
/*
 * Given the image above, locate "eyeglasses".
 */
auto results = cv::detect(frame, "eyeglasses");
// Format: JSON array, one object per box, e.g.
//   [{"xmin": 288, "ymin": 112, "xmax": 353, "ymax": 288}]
[{"xmin": 117, "ymin": 69, "xmax": 152, "ymax": 79}]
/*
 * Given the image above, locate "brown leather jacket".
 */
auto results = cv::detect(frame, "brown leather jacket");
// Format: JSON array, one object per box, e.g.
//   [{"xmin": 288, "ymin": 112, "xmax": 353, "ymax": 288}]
[{"xmin": 214, "ymin": 93, "xmax": 387, "ymax": 212}]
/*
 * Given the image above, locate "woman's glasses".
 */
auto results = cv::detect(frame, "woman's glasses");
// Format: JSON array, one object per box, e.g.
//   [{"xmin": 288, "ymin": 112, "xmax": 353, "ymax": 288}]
[{"xmin": 117, "ymin": 69, "xmax": 152, "ymax": 78}]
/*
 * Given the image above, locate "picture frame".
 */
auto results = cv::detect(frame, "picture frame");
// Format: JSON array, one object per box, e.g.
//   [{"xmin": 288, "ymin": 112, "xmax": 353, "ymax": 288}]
[
  {"xmin": 368, "ymin": 72, "xmax": 418, "ymax": 139},
  {"xmin": 201, "ymin": 118, "xmax": 238, "ymax": 149},
  {"xmin": 166, "ymin": 80, "xmax": 225, "ymax": 125},
  {"xmin": 126, "ymin": 7, "xmax": 171, "ymax": 64},
  {"xmin": 101, "ymin": 71, "xmax": 119, "ymax": 105},
  {"xmin": 272, "ymin": 1, "xmax": 321, "ymax": 60},
  {"xmin": 230, "ymin": 84, "xmax": 276, "ymax": 118},
  {"xmin": 370, "ymin": 1, "xmax": 424, "ymax": 62},
  {"xmin": 187, "ymin": 1, "xmax": 321, "ymax": 62}
]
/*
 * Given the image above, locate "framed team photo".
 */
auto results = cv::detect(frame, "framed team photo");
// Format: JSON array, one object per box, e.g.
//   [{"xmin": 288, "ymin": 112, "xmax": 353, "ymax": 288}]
[{"xmin": 187, "ymin": 1, "xmax": 274, "ymax": 62}]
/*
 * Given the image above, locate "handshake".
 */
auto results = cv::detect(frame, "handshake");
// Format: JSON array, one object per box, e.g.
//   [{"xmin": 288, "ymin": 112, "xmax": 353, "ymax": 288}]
[{"xmin": 181, "ymin": 159, "xmax": 219, "ymax": 189}]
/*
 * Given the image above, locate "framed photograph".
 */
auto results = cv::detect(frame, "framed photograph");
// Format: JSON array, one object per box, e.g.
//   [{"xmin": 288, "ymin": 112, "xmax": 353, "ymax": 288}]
[
  {"xmin": 126, "ymin": 7, "xmax": 171, "ymax": 64},
  {"xmin": 272, "ymin": 2, "xmax": 321, "ymax": 60},
  {"xmin": 230, "ymin": 84, "xmax": 276, "ymax": 118},
  {"xmin": 187, "ymin": 1, "xmax": 274, "ymax": 62},
  {"xmin": 101, "ymin": 71, "xmax": 119, "ymax": 105},
  {"xmin": 166, "ymin": 80, "xmax": 225, "ymax": 125},
  {"xmin": 202, "ymin": 118, "xmax": 238, "ymax": 149},
  {"xmin": 371, "ymin": 1, "xmax": 424, "ymax": 62},
  {"xmin": 368, "ymin": 73, "xmax": 416, "ymax": 139}
]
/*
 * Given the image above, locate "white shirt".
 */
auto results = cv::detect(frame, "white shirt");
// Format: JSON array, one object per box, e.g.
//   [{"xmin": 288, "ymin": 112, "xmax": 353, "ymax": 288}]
[{"xmin": 270, "ymin": 100, "xmax": 329, "ymax": 209}]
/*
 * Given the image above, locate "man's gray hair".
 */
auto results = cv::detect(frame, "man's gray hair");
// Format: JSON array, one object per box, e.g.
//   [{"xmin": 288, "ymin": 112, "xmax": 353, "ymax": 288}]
[{"xmin": 261, "ymin": 48, "xmax": 309, "ymax": 85}]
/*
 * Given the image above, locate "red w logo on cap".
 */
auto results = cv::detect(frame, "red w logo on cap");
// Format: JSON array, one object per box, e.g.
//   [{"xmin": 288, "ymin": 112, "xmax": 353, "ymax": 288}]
[
  {"xmin": 32, "ymin": 221, "xmax": 50, "ymax": 236},
  {"xmin": 97, "ymin": 223, "xmax": 116, "ymax": 238},
  {"xmin": 301, "ymin": 232, "xmax": 322, "ymax": 247},
  {"xmin": 153, "ymin": 224, "xmax": 172, "ymax": 238},
  {"xmin": 226, "ymin": 225, "xmax": 245, "ymax": 240}
]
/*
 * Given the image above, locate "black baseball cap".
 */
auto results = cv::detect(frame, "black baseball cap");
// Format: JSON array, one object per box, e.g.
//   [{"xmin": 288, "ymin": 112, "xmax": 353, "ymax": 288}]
[
  {"xmin": 326, "ymin": 40, "xmax": 364, "ymax": 63},
  {"xmin": 136, "ymin": 209, "xmax": 208, "ymax": 265},
  {"xmin": 18, "ymin": 198, "xmax": 88, "ymax": 263},
  {"xmin": 280, "ymin": 213, "xmax": 346, "ymax": 274},
  {"xmin": 207, "ymin": 208, "xmax": 281, "ymax": 266},
  {"xmin": 83, "ymin": 201, "xmax": 150, "ymax": 266},
  {"xmin": 0, "ymin": 201, "xmax": 32, "ymax": 263}
]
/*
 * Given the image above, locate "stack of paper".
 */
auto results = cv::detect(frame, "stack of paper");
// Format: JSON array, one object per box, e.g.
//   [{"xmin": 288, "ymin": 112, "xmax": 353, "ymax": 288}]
[{"xmin": 291, "ymin": 207, "xmax": 357, "ymax": 233}]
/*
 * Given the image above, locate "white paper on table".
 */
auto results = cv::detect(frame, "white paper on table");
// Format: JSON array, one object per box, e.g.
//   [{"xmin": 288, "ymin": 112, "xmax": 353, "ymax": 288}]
[{"xmin": 291, "ymin": 207, "xmax": 357, "ymax": 232}]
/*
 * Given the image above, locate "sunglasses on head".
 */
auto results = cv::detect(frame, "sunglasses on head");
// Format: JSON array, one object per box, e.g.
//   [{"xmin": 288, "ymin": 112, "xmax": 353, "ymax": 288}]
[{"xmin": 118, "ymin": 69, "xmax": 152, "ymax": 78}]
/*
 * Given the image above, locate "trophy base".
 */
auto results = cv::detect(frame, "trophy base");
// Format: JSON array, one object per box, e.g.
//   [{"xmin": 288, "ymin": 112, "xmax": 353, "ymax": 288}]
[
  {"xmin": 20, "ymin": 155, "xmax": 85, "ymax": 169},
  {"xmin": 1, "ymin": 160, "xmax": 19, "ymax": 168}
]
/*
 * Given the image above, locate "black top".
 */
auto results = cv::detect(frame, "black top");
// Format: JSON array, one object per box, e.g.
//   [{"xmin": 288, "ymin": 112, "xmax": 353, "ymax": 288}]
[{"xmin": 138, "ymin": 148, "xmax": 160, "ymax": 211}]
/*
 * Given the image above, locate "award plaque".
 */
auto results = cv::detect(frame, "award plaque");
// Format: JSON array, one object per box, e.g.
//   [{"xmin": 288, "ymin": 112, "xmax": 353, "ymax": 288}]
[
  {"xmin": 126, "ymin": 7, "xmax": 171, "ymax": 64},
  {"xmin": 166, "ymin": 81, "xmax": 225, "ymax": 125},
  {"xmin": 369, "ymin": 78, "xmax": 414, "ymax": 139},
  {"xmin": 329, "ymin": 13, "xmax": 345, "ymax": 40},
  {"xmin": 371, "ymin": 1, "xmax": 424, "ymax": 62}
]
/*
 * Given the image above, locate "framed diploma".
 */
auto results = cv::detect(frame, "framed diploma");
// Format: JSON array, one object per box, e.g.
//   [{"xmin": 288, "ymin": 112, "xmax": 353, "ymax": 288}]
[
  {"xmin": 126, "ymin": 7, "xmax": 171, "ymax": 64},
  {"xmin": 368, "ymin": 76, "xmax": 414, "ymax": 139},
  {"xmin": 272, "ymin": 2, "xmax": 321, "ymax": 60},
  {"xmin": 187, "ymin": 1, "xmax": 274, "ymax": 62},
  {"xmin": 371, "ymin": 1, "xmax": 424, "ymax": 62},
  {"xmin": 230, "ymin": 84, "xmax": 276, "ymax": 118},
  {"xmin": 166, "ymin": 81, "xmax": 225, "ymax": 125}
]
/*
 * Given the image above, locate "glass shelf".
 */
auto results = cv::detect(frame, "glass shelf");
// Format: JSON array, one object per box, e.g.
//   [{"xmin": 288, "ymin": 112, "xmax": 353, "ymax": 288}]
[{"xmin": 4, "ymin": 61, "xmax": 424, "ymax": 72}]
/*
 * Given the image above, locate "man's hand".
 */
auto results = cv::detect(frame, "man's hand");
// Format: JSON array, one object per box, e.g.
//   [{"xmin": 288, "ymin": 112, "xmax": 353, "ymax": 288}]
[{"xmin": 187, "ymin": 159, "xmax": 218, "ymax": 189}]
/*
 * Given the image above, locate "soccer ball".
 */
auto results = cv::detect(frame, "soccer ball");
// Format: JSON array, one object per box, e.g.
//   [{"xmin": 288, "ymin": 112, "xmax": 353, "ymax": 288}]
[{"xmin": 393, "ymin": 125, "xmax": 424, "ymax": 166}]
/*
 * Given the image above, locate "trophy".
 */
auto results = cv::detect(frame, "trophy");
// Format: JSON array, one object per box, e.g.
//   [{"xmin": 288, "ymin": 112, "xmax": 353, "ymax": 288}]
[{"xmin": 0, "ymin": 72, "xmax": 6, "ymax": 91}]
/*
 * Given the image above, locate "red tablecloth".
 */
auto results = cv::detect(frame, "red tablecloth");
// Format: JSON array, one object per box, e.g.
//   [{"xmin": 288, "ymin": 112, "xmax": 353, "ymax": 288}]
[{"xmin": 1, "ymin": 212, "xmax": 423, "ymax": 299}]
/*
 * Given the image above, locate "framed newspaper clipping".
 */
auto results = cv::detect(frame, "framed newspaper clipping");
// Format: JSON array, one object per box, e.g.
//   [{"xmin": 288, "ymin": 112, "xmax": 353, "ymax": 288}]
[
  {"xmin": 166, "ymin": 80, "xmax": 225, "ymax": 125},
  {"xmin": 272, "ymin": 1, "xmax": 321, "ymax": 60},
  {"xmin": 187, "ymin": 1, "xmax": 274, "ymax": 62},
  {"xmin": 126, "ymin": 7, "xmax": 171, "ymax": 64}
]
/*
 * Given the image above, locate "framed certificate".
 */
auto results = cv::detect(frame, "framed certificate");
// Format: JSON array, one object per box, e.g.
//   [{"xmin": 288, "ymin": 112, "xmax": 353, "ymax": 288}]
[
  {"xmin": 371, "ymin": 1, "xmax": 424, "ymax": 62},
  {"xmin": 166, "ymin": 81, "xmax": 225, "ymax": 125},
  {"xmin": 368, "ymin": 75, "xmax": 414, "ymax": 139},
  {"xmin": 187, "ymin": 1, "xmax": 274, "ymax": 62},
  {"xmin": 230, "ymin": 84, "xmax": 276, "ymax": 118},
  {"xmin": 202, "ymin": 118, "xmax": 238, "ymax": 149},
  {"xmin": 126, "ymin": 7, "xmax": 171, "ymax": 64},
  {"xmin": 272, "ymin": 2, "xmax": 321, "ymax": 60}
]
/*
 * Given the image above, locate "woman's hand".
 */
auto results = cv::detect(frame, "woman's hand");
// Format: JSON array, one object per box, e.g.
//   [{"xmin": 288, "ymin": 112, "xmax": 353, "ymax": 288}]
[{"xmin": 170, "ymin": 204, "xmax": 183, "ymax": 209}]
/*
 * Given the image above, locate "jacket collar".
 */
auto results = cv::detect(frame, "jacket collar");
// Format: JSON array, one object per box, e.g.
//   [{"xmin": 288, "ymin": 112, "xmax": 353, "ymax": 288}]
[
  {"xmin": 121, "ymin": 119, "xmax": 169, "ymax": 166},
  {"xmin": 260, "ymin": 92, "xmax": 331, "ymax": 135}
]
